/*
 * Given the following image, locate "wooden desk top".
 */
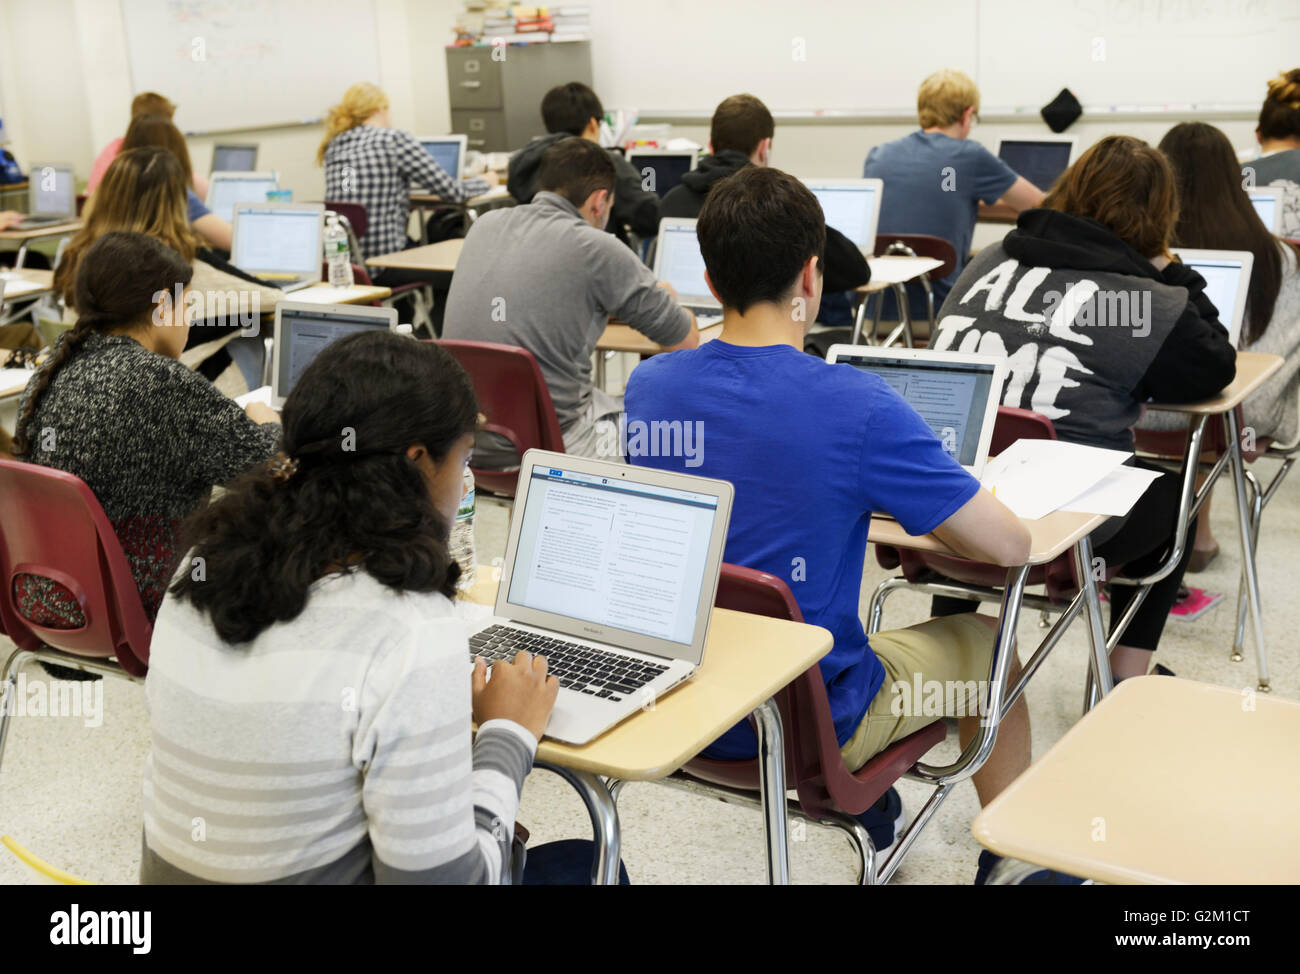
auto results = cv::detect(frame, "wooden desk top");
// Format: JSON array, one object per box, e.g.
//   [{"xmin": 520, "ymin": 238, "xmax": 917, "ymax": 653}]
[
  {"xmin": 367, "ymin": 238, "xmax": 463, "ymax": 273},
  {"xmin": 972, "ymin": 676, "xmax": 1300, "ymax": 884},
  {"xmin": 410, "ymin": 187, "xmax": 513, "ymax": 208},
  {"xmin": 869, "ymin": 508, "xmax": 1108, "ymax": 566},
  {"xmin": 461, "ymin": 578, "xmax": 833, "ymax": 780},
  {"xmin": 290, "ymin": 282, "xmax": 392, "ymax": 305},
  {"xmin": 1, "ymin": 367, "xmax": 33, "ymax": 399},
  {"xmin": 597, "ymin": 321, "xmax": 724, "ymax": 355},
  {"xmin": 0, "ymin": 268, "xmax": 54, "ymax": 300},
  {"xmin": 1145, "ymin": 351, "xmax": 1283, "ymax": 416},
  {"xmin": 0, "ymin": 220, "xmax": 81, "ymax": 241}
]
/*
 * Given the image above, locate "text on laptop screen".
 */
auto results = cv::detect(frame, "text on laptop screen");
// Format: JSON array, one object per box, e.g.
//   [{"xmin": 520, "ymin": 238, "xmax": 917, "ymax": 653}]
[
  {"xmin": 33, "ymin": 168, "xmax": 74, "ymax": 215},
  {"xmin": 629, "ymin": 153, "xmax": 693, "ymax": 197},
  {"xmin": 998, "ymin": 141, "xmax": 1072, "ymax": 192},
  {"xmin": 1182, "ymin": 257, "xmax": 1244, "ymax": 332},
  {"xmin": 210, "ymin": 176, "xmax": 279, "ymax": 223},
  {"xmin": 278, "ymin": 308, "xmax": 392, "ymax": 397},
  {"xmin": 234, "ymin": 208, "xmax": 320, "ymax": 275},
  {"xmin": 1248, "ymin": 192, "xmax": 1278, "ymax": 230},
  {"xmin": 832, "ymin": 353, "xmax": 997, "ymax": 466},
  {"xmin": 658, "ymin": 224, "xmax": 711, "ymax": 300},
  {"xmin": 421, "ymin": 140, "xmax": 461, "ymax": 179},
  {"xmin": 807, "ymin": 184, "xmax": 879, "ymax": 249},
  {"xmin": 213, "ymin": 146, "xmax": 257, "ymax": 172},
  {"xmin": 507, "ymin": 467, "xmax": 720, "ymax": 645}
]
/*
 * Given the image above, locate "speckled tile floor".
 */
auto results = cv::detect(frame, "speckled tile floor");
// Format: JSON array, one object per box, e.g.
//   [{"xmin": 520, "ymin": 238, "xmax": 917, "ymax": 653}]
[{"xmin": 2, "ymin": 352, "xmax": 1297, "ymax": 884}]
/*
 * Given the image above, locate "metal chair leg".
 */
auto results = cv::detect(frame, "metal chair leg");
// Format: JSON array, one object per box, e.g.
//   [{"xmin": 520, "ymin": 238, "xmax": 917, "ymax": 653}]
[
  {"xmin": 1232, "ymin": 469, "xmax": 1262, "ymax": 665},
  {"xmin": 1225, "ymin": 414, "xmax": 1269, "ymax": 691},
  {"xmin": 867, "ymin": 575, "xmax": 911, "ymax": 635},
  {"xmin": 820, "ymin": 809, "xmax": 877, "ymax": 885},
  {"xmin": 0, "ymin": 649, "xmax": 35, "ymax": 776},
  {"xmin": 533, "ymin": 761, "xmax": 621, "ymax": 885}
]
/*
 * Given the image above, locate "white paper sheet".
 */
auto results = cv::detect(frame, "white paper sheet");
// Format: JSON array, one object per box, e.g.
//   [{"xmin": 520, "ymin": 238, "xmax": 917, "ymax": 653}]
[
  {"xmin": 235, "ymin": 385, "xmax": 273, "ymax": 408},
  {"xmin": 1059, "ymin": 464, "xmax": 1163, "ymax": 517},
  {"xmin": 980, "ymin": 439, "xmax": 1132, "ymax": 520},
  {"xmin": 866, "ymin": 255, "xmax": 944, "ymax": 284}
]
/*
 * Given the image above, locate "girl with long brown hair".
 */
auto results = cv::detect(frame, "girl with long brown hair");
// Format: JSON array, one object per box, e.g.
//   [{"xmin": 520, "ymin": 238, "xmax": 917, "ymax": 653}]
[{"xmin": 122, "ymin": 113, "xmax": 231, "ymax": 249}]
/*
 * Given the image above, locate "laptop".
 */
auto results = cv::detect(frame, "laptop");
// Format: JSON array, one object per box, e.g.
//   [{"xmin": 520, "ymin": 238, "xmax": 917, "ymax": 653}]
[
  {"xmin": 802, "ymin": 178, "xmax": 884, "ymax": 255},
  {"xmin": 1246, "ymin": 186, "xmax": 1287, "ymax": 233},
  {"xmin": 417, "ymin": 135, "xmax": 468, "ymax": 183},
  {"xmin": 627, "ymin": 149, "xmax": 696, "ymax": 197},
  {"xmin": 1173, "ymin": 248, "xmax": 1255, "ymax": 346},
  {"xmin": 267, "ymin": 302, "xmax": 399, "ymax": 409},
  {"xmin": 206, "ymin": 171, "xmax": 280, "ymax": 223},
  {"xmin": 211, "ymin": 143, "xmax": 259, "ymax": 173},
  {"xmin": 996, "ymin": 136, "xmax": 1077, "ymax": 192},
  {"xmin": 16, "ymin": 163, "xmax": 76, "ymax": 227},
  {"xmin": 469, "ymin": 450, "xmax": 734, "ymax": 744},
  {"xmin": 652, "ymin": 217, "xmax": 721, "ymax": 322},
  {"xmin": 825, "ymin": 345, "xmax": 1008, "ymax": 487},
  {"xmin": 231, "ymin": 202, "xmax": 324, "ymax": 293}
]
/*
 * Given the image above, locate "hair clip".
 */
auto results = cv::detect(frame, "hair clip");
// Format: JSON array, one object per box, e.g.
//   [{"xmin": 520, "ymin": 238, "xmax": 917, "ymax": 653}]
[{"xmin": 269, "ymin": 452, "xmax": 300, "ymax": 483}]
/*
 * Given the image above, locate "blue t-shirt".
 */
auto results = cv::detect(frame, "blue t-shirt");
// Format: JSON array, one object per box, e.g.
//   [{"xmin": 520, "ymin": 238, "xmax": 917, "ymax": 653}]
[
  {"xmin": 625, "ymin": 340, "xmax": 980, "ymax": 759},
  {"xmin": 865, "ymin": 131, "xmax": 1017, "ymax": 317},
  {"xmin": 186, "ymin": 188, "xmax": 210, "ymax": 223}
]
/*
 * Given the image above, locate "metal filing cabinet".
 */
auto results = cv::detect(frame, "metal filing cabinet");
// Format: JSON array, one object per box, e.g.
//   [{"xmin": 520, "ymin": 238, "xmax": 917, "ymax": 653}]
[{"xmin": 446, "ymin": 41, "xmax": 594, "ymax": 152}]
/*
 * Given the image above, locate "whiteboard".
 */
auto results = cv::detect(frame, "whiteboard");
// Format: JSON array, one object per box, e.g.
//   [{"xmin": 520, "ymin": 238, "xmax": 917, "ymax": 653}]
[{"xmin": 121, "ymin": 0, "xmax": 382, "ymax": 133}]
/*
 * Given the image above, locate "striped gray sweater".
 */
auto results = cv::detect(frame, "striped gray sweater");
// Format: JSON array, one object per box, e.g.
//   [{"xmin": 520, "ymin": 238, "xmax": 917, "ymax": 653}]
[{"xmin": 141, "ymin": 571, "xmax": 533, "ymax": 884}]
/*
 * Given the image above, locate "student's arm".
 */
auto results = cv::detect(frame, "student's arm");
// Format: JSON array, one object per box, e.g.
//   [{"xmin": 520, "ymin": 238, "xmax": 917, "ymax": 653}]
[
  {"xmin": 392, "ymin": 130, "xmax": 489, "ymax": 203},
  {"xmin": 192, "ymin": 172, "xmax": 211, "ymax": 200},
  {"xmin": 973, "ymin": 146, "xmax": 1037, "ymax": 222},
  {"xmin": 192, "ymin": 213, "xmax": 233, "ymax": 251},
  {"xmin": 609, "ymin": 151, "xmax": 662, "ymax": 239},
  {"xmin": 823, "ymin": 226, "xmax": 871, "ymax": 292},
  {"xmin": 0, "ymin": 211, "xmax": 21, "ymax": 231},
  {"xmin": 1134, "ymin": 261, "xmax": 1238, "ymax": 404},
  {"xmin": 162, "ymin": 366, "xmax": 280, "ymax": 486},
  {"xmin": 994, "ymin": 176, "xmax": 1046, "ymax": 213},
  {"xmin": 597, "ymin": 241, "xmax": 697, "ymax": 349},
  {"xmin": 932, "ymin": 489, "xmax": 1032, "ymax": 567}
]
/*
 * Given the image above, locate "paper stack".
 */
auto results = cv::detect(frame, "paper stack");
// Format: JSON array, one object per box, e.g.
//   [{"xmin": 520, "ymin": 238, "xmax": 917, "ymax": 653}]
[{"xmin": 980, "ymin": 439, "xmax": 1161, "ymax": 521}]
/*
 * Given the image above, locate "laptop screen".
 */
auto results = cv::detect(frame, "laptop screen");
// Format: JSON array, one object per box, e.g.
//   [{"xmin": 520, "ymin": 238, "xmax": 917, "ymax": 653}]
[
  {"xmin": 209, "ymin": 175, "xmax": 279, "ymax": 223},
  {"xmin": 1248, "ymin": 190, "xmax": 1279, "ymax": 231},
  {"xmin": 213, "ymin": 145, "xmax": 257, "ymax": 172},
  {"xmin": 657, "ymin": 222, "xmax": 711, "ymax": 302},
  {"xmin": 806, "ymin": 183, "xmax": 880, "ymax": 250},
  {"xmin": 421, "ymin": 140, "xmax": 462, "ymax": 179},
  {"xmin": 628, "ymin": 153, "xmax": 693, "ymax": 197},
  {"xmin": 1180, "ymin": 255, "xmax": 1245, "ymax": 333},
  {"xmin": 998, "ymin": 140, "xmax": 1073, "ymax": 192},
  {"xmin": 233, "ymin": 207, "xmax": 320, "ymax": 275},
  {"xmin": 277, "ymin": 307, "xmax": 393, "ymax": 398},
  {"xmin": 507, "ymin": 465, "xmax": 721, "ymax": 646},
  {"xmin": 32, "ymin": 167, "xmax": 74, "ymax": 216},
  {"xmin": 831, "ymin": 351, "xmax": 998, "ymax": 466}
]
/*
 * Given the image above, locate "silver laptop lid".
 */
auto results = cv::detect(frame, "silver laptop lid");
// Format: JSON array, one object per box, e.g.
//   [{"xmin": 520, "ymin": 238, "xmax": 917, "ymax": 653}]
[
  {"xmin": 652, "ymin": 217, "xmax": 718, "ymax": 310},
  {"xmin": 626, "ymin": 149, "xmax": 696, "ymax": 197},
  {"xmin": 802, "ymin": 178, "xmax": 884, "ymax": 255},
  {"xmin": 1172, "ymin": 248, "xmax": 1255, "ymax": 347},
  {"xmin": 497, "ymin": 450, "xmax": 734, "ymax": 667},
  {"xmin": 270, "ymin": 302, "xmax": 399, "ymax": 409},
  {"xmin": 417, "ymin": 135, "xmax": 467, "ymax": 180},
  {"xmin": 207, "ymin": 171, "xmax": 280, "ymax": 223},
  {"xmin": 1246, "ymin": 186, "xmax": 1285, "ymax": 233},
  {"xmin": 996, "ymin": 136, "xmax": 1077, "ymax": 192},
  {"xmin": 231, "ymin": 202, "xmax": 324, "ymax": 283},
  {"xmin": 28, "ymin": 164, "xmax": 76, "ymax": 218}
]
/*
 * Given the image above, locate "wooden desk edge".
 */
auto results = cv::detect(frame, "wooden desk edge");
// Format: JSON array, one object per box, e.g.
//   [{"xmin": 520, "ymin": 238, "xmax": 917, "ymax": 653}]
[
  {"xmin": 869, "ymin": 510, "xmax": 1109, "ymax": 566},
  {"xmin": 1145, "ymin": 352, "xmax": 1283, "ymax": 415}
]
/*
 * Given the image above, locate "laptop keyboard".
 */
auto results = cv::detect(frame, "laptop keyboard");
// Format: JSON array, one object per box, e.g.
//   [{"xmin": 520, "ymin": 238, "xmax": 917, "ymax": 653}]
[{"xmin": 469, "ymin": 624, "xmax": 669, "ymax": 702}]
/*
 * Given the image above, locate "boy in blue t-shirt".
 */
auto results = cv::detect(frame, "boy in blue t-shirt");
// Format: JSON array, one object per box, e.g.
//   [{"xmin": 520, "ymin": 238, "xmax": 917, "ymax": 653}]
[{"xmin": 625, "ymin": 166, "xmax": 1039, "ymax": 882}]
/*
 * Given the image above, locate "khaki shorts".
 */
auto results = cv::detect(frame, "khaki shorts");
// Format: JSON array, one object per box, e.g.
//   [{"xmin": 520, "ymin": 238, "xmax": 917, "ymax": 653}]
[{"xmin": 840, "ymin": 614, "xmax": 995, "ymax": 771}]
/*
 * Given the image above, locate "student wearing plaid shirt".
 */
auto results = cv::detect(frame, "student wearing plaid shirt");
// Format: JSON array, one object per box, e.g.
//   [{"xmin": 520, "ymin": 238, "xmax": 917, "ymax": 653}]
[{"xmin": 317, "ymin": 83, "xmax": 497, "ymax": 271}]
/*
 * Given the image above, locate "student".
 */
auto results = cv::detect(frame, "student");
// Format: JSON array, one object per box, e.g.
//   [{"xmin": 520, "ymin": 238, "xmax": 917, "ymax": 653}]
[
  {"xmin": 863, "ymin": 69, "xmax": 1044, "ymax": 318},
  {"xmin": 319, "ymin": 82, "xmax": 496, "ymax": 271},
  {"xmin": 660, "ymin": 93, "xmax": 870, "ymax": 329},
  {"xmin": 930, "ymin": 135, "xmax": 1236, "ymax": 677},
  {"xmin": 1241, "ymin": 68, "xmax": 1300, "ymax": 236},
  {"xmin": 10, "ymin": 231, "xmax": 279, "ymax": 633},
  {"xmin": 507, "ymin": 81, "xmax": 660, "ymax": 247},
  {"xmin": 87, "ymin": 92, "xmax": 204, "ymax": 196},
  {"xmin": 120, "ymin": 113, "xmax": 231, "ymax": 250},
  {"xmin": 1142, "ymin": 121, "xmax": 1300, "ymax": 570},
  {"xmin": 144, "ymin": 330, "xmax": 622, "ymax": 885},
  {"xmin": 445, "ymin": 138, "xmax": 697, "ymax": 465},
  {"xmin": 624, "ymin": 166, "xmax": 1054, "ymax": 880}
]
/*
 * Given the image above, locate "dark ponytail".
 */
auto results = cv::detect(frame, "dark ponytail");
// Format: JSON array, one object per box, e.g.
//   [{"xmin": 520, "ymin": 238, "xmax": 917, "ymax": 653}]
[
  {"xmin": 171, "ymin": 331, "xmax": 479, "ymax": 645},
  {"xmin": 13, "ymin": 231, "xmax": 192, "ymax": 457}
]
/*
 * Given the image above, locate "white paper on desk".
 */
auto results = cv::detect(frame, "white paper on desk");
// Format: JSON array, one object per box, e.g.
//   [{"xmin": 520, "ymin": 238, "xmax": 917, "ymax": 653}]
[
  {"xmin": 980, "ymin": 439, "xmax": 1131, "ymax": 520},
  {"xmin": 1059, "ymin": 464, "xmax": 1162, "ymax": 517},
  {"xmin": 1, "ymin": 367, "xmax": 34, "ymax": 395},
  {"xmin": 235, "ymin": 385, "xmax": 273, "ymax": 408},
  {"xmin": 0, "ymin": 276, "xmax": 45, "ymax": 297},
  {"xmin": 472, "ymin": 185, "xmax": 511, "ymax": 201},
  {"xmin": 291, "ymin": 285, "xmax": 371, "ymax": 304},
  {"xmin": 866, "ymin": 255, "xmax": 944, "ymax": 284}
]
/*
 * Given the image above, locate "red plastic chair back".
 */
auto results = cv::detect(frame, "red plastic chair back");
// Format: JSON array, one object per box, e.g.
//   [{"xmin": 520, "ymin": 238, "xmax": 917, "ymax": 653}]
[
  {"xmin": 873, "ymin": 233, "xmax": 958, "ymax": 280},
  {"xmin": 323, "ymin": 200, "xmax": 368, "ymax": 240},
  {"xmin": 0, "ymin": 459, "xmax": 151, "ymax": 675},
  {"xmin": 434, "ymin": 340, "xmax": 566, "ymax": 497}
]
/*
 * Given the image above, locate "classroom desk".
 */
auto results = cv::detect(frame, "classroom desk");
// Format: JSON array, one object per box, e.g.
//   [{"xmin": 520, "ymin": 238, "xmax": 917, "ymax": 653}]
[
  {"xmin": 972, "ymin": 675, "xmax": 1300, "ymax": 884},
  {"xmin": 852, "ymin": 255, "xmax": 946, "ymax": 347},
  {"xmin": 289, "ymin": 282, "xmax": 392, "ymax": 305},
  {"xmin": 0, "ymin": 268, "xmax": 54, "ymax": 327},
  {"xmin": 410, "ymin": 187, "xmax": 514, "ymax": 241},
  {"xmin": 366, "ymin": 238, "xmax": 464, "ymax": 274},
  {"xmin": 461, "ymin": 576, "xmax": 833, "ymax": 885},
  {"xmin": 0, "ymin": 221, "xmax": 82, "ymax": 268}
]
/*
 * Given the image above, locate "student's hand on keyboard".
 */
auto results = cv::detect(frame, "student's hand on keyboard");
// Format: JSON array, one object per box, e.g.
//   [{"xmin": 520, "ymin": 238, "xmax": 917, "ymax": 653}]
[
  {"xmin": 0, "ymin": 211, "xmax": 22, "ymax": 231},
  {"xmin": 655, "ymin": 280, "xmax": 680, "ymax": 301},
  {"xmin": 472, "ymin": 652, "xmax": 559, "ymax": 741}
]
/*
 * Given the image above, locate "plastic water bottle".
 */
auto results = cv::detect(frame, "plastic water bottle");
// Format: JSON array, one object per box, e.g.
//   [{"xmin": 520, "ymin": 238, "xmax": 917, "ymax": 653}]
[
  {"xmin": 451, "ymin": 465, "xmax": 476, "ymax": 590},
  {"xmin": 324, "ymin": 214, "xmax": 353, "ymax": 288}
]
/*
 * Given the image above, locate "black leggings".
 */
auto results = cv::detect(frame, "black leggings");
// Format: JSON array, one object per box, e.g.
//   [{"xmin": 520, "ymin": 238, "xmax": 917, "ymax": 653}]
[{"xmin": 930, "ymin": 462, "xmax": 1195, "ymax": 652}]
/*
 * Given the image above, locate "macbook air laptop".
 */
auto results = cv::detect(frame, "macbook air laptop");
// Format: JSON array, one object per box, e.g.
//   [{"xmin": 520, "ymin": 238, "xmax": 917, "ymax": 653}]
[
  {"xmin": 825, "ymin": 345, "xmax": 1008, "ymax": 487},
  {"xmin": 1172, "ymin": 248, "xmax": 1255, "ymax": 346},
  {"xmin": 267, "ymin": 301, "xmax": 399, "ymax": 409},
  {"xmin": 231, "ymin": 202, "xmax": 324, "ymax": 293},
  {"xmin": 803, "ymin": 178, "xmax": 884, "ymax": 256},
  {"xmin": 211, "ymin": 143, "xmax": 259, "ymax": 173},
  {"xmin": 996, "ymin": 136, "xmax": 1077, "ymax": 192},
  {"xmin": 1246, "ymin": 186, "xmax": 1287, "ymax": 233},
  {"xmin": 627, "ymin": 149, "xmax": 696, "ymax": 197},
  {"xmin": 17, "ymin": 163, "xmax": 76, "ymax": 227},
  {"xmin": 417, "ymin": 135, "xmax": 468, "ymax": 183},
  {"xmin": 471, "ymin": 450, "xmax": 734, "ymax": 744},
  {"xmin": 652, "ymin": 217, "xmax": 721, "ymax": 322},
  {"xmin": 206, "ymin": 171, "xmax": 281, "ymax": 223}
]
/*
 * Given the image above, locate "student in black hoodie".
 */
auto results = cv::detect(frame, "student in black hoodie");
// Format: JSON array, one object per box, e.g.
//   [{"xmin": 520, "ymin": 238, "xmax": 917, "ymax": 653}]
[
  {"xmin": 506, "ymin": 82, "xmax": 659, "ymax": 247},
  {"xmin": 930, "ymin": 135, "xmax": 1236, "ymax": 681},
  {"xmin": 661, "ymin": 94, "xmax": 870, "ymax": 325}
]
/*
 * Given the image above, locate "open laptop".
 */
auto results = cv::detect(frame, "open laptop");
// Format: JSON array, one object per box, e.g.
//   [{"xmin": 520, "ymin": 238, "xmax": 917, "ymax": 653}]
[
  {"xmin": 231, "ymin": 202, "xmax": 324, "ymax": 293},
  {"xmin": 825, "ymin": 345, "xmax": 1008, "ymax": 491},
  {"xmin": 803, "ymin": 178, "xmax": 884, "ymax": 256},
  {"xmin": 1247, "ymin": 186, "xmax": 1287, "ymax": 233},
  {"xmin": 1173, "ymin": 248, "xmax": 1255, "ymax": 346},
  {"xmin": 206, "ymin": 171, "xmax": 280, "ymax": 223},
  {"xmin": 627, "ymin": 149, "xmax": 696, "ymax": 197},
  {"xmin": 996, "ymin": 136, "xmax": 1077, "ymax": 192},
  {"xmin": 16, "ymin": 163, "xmax": 76, "ymax": 227},
  {"xmin": 211, "ymin": 143, "xmax": 259, "ymax": 173},
  {"xmin": 652, "ymin": 217, "xmax": 721, "ymax": 323},
  {"xmin": 417, "ymin": 135, "xmax": 468, "ymax": 182},
  {"xmin": 265, "ymin": 302, "xmax": 399, "ymax": 409},
  {"xmin": 469, "ymin": 451, "xmax": 734, "ymax": 744}
]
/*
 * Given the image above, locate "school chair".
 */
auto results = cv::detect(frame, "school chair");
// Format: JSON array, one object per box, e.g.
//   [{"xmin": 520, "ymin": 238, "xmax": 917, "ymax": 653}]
[
  {"xmin": 434, "ymin": 339, "xmax": 566, "ymax": 498},
  {"xmin": 323, "ymin": 202, "xmax": 436, "ymax": 335},
  {"xmin": 74, "ymin": 194, "xmax": 88, "ymax": 218},
  {"xmin": 608, "ymin": 564, "xmax": 946, "ymax": 885},
  {"xmin": 0, "ymin": 459, "xmax": 151, "ymax": 778},
  {"xmin": 859, "ymin": 234, "xmax": 958, "ymax": 346}
]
